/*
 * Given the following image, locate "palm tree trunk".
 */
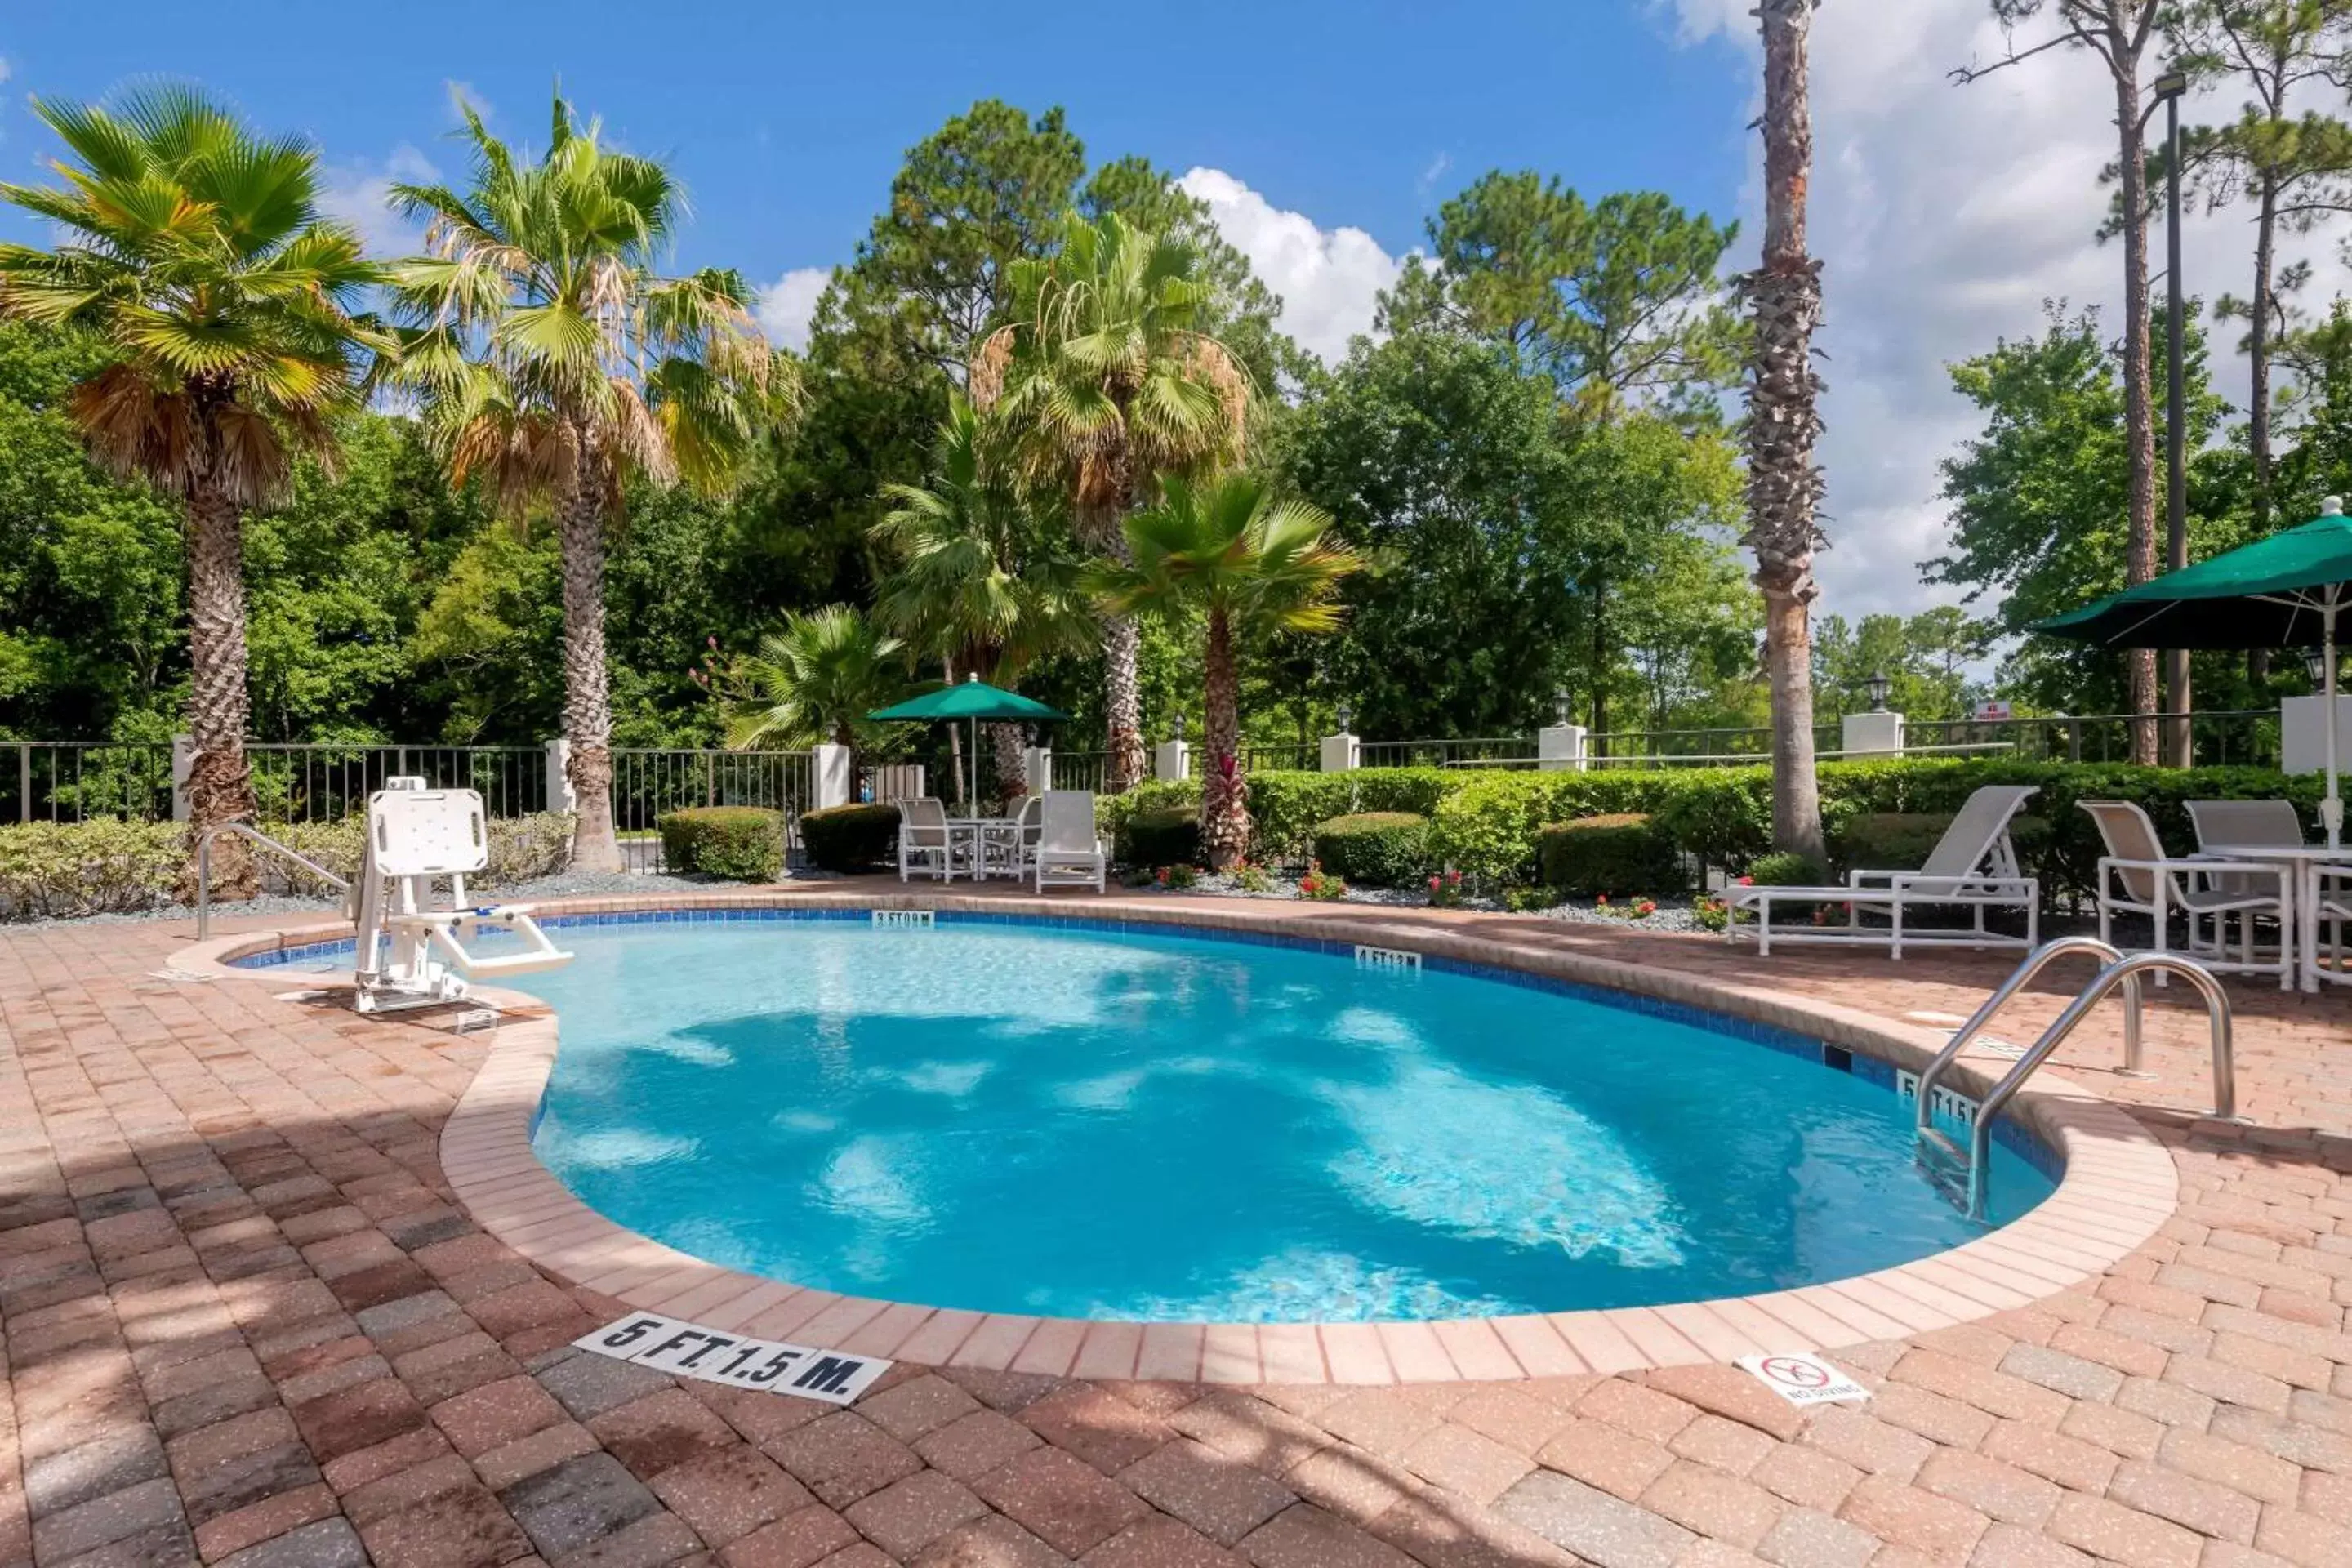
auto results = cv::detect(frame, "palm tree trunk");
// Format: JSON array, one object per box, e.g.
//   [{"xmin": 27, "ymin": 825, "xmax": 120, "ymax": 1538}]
[
  {"xmin": 2114, "ymin": 61, "xmax": 2161, "ymax": 764},
  {"xmin": 184, "ymin": 470, "xmax": 258, "ymax": 898},
  {"xmin": 1200, "ymin": 608, "xmax": 1248, "ymax": 871},
  {"xmin": 1079, "ymin": 495, "xmax": 1147, "ymax": 792},
  {"xmin": 991, "ymin": 723, "xmax": 1028, "ymax": 802},
  {"xmin": 558, "ymin": 461, "xmax": 623, "ymax": 873},
  {"xmin": 1744, "ymin": 0, "xmax": 1827, "ymax": 864}
]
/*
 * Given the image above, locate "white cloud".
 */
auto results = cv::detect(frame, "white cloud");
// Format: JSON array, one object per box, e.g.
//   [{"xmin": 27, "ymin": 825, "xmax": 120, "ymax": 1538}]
[
  {"xmin": 1176, "ymin": 167, "xmax": 1404, "ymax": 365},
  {"xmin": 755, "ymin": 266, "xmax": 831, "ymax": 352},
  {"xmin": 318, "ymin": 145, "xmax": 439, "ymax": 258},
  {"xmin": 445, "ymin": 79, "xmax": 492, "ymax": 125},
  {"xmin": 0, "ymin": 58, "xmax": 13, "ymax": 87},
  {"xmin": 1669, "ymin": 0, "xmax": 2352, "ymax": 622}
]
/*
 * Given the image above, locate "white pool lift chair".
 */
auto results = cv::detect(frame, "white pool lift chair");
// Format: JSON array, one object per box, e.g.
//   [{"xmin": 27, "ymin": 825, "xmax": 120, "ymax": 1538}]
[
  {"xmin": 1726, "ymin": 783, "xmax": 2041, "ymax": 958},
  {"xmin": 352, "ymin": 777, "xmax": 573, "ymax": 1013},
  {"xmin": 1033, "ymin": 790, "xmax": 1107, "ymax": 893}
]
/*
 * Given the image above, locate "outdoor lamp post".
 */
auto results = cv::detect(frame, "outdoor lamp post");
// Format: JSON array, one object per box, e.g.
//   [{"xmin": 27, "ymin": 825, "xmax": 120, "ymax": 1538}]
[
  {"xmin": 2154, "ymin": 65, "xmax": 2193, "ymax": 764},
  {"xmin": 1553, "ymin": 688, "xmax": 1573, "ymax": 726},
  {"xmin": 1866, "ymin": 671, "xmax": 1891, "ymax": 713},
  {"xmin": 2309, "ymin": 648, "xmax": 2339, "ymax": 688},
  {"xmin": 1334, "ymin": 702, "xmax": 1353, "ymax": 734}
]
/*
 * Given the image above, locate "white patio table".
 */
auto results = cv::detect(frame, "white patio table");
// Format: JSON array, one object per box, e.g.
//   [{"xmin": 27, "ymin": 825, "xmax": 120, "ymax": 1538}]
[
  {"xmin": 2193, "ymin": 844, "xmax": 2352, "ymax": 991},
  {"xmin": 947, "ymin": 817, "xmax": 1022, "ymax": 880}
]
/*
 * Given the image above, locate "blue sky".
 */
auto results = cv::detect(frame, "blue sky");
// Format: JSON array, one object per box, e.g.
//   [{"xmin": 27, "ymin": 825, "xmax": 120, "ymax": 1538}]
[{"xmin": 0, "ymin": 2, "xmax": 1753, "ymax": 293}]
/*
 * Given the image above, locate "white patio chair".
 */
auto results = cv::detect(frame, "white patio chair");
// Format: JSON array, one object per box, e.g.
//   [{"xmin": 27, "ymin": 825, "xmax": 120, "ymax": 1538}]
[
  {"xmin": 2317, "ymin": 862, "xmax": 2352, "ymax": 983},
  {"xmin": 898, "ymin": 796, "xmax": 955, "ymax": 883},
  {"xmin": 1726, "ymin": 784, "xmax": 2040, "ymax": 958},
  {"xmin": 1033, "ymin": 790, "xmax": 1107, "ymax": 893},
  {"xmin": 2080, "ymin": 800, "xmax": 2294, "ymax": 988}
]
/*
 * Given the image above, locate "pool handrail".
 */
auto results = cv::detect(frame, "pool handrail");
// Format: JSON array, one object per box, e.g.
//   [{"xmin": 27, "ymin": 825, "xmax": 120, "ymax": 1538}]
[
  {"xmin": 1913, "ymin": 935, "xmax": 2136, "ymax": 1134},
  {"xmin": 195, "ymin": 822, "xmax": 352, "ymax": 939}
]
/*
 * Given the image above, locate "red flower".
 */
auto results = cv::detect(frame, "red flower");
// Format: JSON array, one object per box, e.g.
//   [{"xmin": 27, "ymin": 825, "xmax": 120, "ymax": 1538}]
[
  {"xmin": 1428, "ymin": 875, "xmax": 1441, "ymax": 889},
  {"xmin": 1736, "ymin": 875, "xmax": 1753, "ymax": 886}
]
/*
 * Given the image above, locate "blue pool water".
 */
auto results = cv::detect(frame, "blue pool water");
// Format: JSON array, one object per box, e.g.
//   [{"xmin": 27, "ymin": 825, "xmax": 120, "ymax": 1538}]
[{"xmin": 261, "ymin": 915, "xmax": 2057, "ymax": 1321}]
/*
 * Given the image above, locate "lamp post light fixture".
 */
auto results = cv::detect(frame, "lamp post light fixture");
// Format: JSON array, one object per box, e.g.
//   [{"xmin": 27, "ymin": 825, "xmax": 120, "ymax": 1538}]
[
  {"xmin": 1173, "ymin": 711, "xmax": 1185, "ymax": 742},
  {"xmin": 1866, "ymin": 671, "xmax": 1892, "ymax": 713},
  {"xmin": 1553, "ymin": 688, "xmax": 1573, "ymax": 726},
  {"xmin": 2308, "ymin": 648, "xmax": 2339, "ymax": 688},
  {"xmin": 1334, "ymin": 702, "xmax": 1352, "ymax": 735}
]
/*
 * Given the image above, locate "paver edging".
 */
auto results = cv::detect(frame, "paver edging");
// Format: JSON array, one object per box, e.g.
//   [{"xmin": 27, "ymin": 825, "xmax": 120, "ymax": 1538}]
[{"xmin": 173, "ymin": 891, "xmax": 2180, "ymax": 1384}]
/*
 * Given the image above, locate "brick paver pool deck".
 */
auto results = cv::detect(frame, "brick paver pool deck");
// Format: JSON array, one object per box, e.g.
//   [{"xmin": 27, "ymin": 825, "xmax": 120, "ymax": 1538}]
[{"xmin": 5, "ymin": 884, "xmax": 2351, "ymax": 1568}]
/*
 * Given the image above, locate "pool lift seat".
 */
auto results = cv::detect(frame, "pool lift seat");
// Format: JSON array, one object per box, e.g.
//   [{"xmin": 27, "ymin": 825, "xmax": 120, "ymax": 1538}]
[{"xmin": 352, "ymin": 777, "xmax": 572, "ymax": 1014}]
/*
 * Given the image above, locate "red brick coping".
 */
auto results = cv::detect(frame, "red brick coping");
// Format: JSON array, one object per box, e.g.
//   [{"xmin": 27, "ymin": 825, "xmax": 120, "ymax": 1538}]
[{"xmin": 176, "ymin": 893, "xmax": 2179, "ymax": 1386}]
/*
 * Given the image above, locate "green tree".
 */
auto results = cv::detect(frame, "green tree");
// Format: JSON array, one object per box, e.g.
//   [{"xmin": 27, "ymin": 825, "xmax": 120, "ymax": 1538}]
[
  {"xmin": 872, "ymin": 396, "xmax": 1093, "ymax": 795},
  {"xmin": 2174, "ymin": 0, "xmax": 2352, "ymax": 547},
  {"xmin": 721, "ymin": 605, "xmax": 908, "ymax": 781},
  {"xmin": 1960, "ymin": 1, "xmax": 2168, "ymax": 757},
  {"xmin": 976, "ymin": 211, "xmax": 1250, "ymax": 792},
  {"xmin": 0, "ymin": 88, "xmax": 388, "ymax": 887},
  {"xmin": 1278, "ymin": 331, "xmax": 1583, "ymax": 737},
  {"xmin": 1095, "ymin": 474, "xmax": 1362, "ymax": 866},
  {"xmin": 1930, "ymin": 304, "xmax": 2237, "ymax": 710},
  {"xmin": 387, "ymin": 96, "xmax": 795, "ymax": 871},
  {"xmin": 1379, "ymin": 172, "xmax": 1742, "ymax": 418}
]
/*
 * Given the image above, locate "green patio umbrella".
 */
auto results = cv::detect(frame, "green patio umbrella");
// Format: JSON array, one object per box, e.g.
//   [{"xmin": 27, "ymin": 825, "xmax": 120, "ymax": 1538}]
[
  {"xmin": 2034, "ymin": 497, "xmax": 2352, "ymax": 845},
  {"xmin": 867, "ymin": 675, "xmax": 1068, "ymax": 806}
]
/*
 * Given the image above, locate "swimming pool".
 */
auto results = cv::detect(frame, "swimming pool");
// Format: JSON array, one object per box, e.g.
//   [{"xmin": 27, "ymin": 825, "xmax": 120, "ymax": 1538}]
[{"xmin": 408, "ymin": 912, "xmax": 2059, "ymax": 1325}]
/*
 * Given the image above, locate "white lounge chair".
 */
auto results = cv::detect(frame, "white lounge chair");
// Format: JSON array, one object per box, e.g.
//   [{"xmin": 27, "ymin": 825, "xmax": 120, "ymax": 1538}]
[
  {"xmin": 898, "ymin": 796, "xmax": 955, "ymax": 883},
  {"xmin": 1727, "ymin": 784, "xmax": 2040, "ymax": 958},
  {"xmin": 1033, "ymin": 790, "xmax": 1107, "ymax": 893},
  {"xmin": 2081, "ymin": 800, "xmax": 2294, "ymax": 988}
]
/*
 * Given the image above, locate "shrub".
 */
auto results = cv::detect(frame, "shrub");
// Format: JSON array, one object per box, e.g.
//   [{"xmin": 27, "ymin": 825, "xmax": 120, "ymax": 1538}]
[
  {"xmin": 1094, "ymin": 779, "xmax": 1199, "ymax": 858},
  {"xmin": 1297, "ymin": 862, "xmax": 1348, "ymax": 900},
  {"xmin": 1746, "ymin": 849, "xmax": 1827, "ymax": 886},
  {"xmin": 1827, "ymin": 812, "xmax": 1951, "ymax": 875},
  {"xmin": 1246, "ymin": 769, "xmax": 1451, "ymax": 864},
  {"xmin": 660, "ymin": 806, "xmax": 785, "ymax": 881},
  {"xmin": 1428, "ymin": 868, "xmax": 1468, "ymax": 907},
  {"xmin": 1120, "ymin": 805, "xmax": 1201, "ymax": 868},
  {"xmin": 1155, "ymin": 863, "xmax": 1199, "ymax": 889},
  {"xmin": 799, "ymin": 804, "xmax": 899, "ymax": 872},
  {"xmin": 1310, "ymin": 812, "xmax": 1432, "ymax": 887},
  {"xmin": 0, "ymin": 820, "xmax": 185, "ymax": 918},
  {"xmin": 1535, "ymin": 813, "xmax": 1686, "ymax": 896},
  {"xmin": 1231, "ymin": 862, "xmax": 1276, "ymax": 893}
]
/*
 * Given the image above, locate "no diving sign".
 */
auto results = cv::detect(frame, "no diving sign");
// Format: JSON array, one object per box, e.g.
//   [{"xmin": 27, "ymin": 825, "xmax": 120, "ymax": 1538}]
[
  {"xmin": 1737, "ymin": 1352, "xmax": 1872, "ymax": 1408},
  {"xmin": 573, "ymin": 1312, "xmax": 891, "ymax": 1407}
]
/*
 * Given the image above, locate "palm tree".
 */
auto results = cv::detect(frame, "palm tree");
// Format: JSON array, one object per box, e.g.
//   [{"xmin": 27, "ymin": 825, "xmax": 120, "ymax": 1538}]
[
  {"xmin": 385, "ymin": 97, "xmax": 793, "ymax": 871},
  {"xmin": 872, "ymin": 396, "xmax": 1093, "ymax": 798},
  {"xmin": 1094, "ymin": 474, "xmax": 1361, "ymax": 869},
  {"xmin": 1743, "ymin": 0, "xmax": 1829, "ymax": 862},
  {"xmin": 0, "ymin": 88, "xmax": 387, "ymax": 894},
  {"xmin": 722, "ymin": 605, "xmax": 908, "ymax": 782},
  {"xmin": 973, "ymin": 211, "xmax": 1250, "ymax": 793}
]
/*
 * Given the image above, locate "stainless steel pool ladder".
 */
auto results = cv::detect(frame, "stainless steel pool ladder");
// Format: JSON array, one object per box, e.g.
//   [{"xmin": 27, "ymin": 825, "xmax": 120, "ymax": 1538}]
[
  {"xmin": 1913, "ymin": 937, "xmax": 2238, "ymax": 1219},
  {"xmin": 194, "ymin": 822, "xmax": 351, "ymax": 939}
]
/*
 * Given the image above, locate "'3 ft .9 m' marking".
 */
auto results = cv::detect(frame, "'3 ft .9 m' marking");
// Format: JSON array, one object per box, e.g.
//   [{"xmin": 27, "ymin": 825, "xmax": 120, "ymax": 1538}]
[{"xmin": 571, "ymin": 1313, "xmax": 891, "ymax": 1406}]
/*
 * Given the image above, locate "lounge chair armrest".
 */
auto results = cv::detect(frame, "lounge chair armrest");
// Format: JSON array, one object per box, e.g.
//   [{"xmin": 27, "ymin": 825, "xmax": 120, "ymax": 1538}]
[
  {"xmin": 1886, "ymin": 873, "xmax": 2034, "ymax": 893},
  {"xmin": 1848, "ymin": 868, "xmax": 1896, "ymax": 888}
]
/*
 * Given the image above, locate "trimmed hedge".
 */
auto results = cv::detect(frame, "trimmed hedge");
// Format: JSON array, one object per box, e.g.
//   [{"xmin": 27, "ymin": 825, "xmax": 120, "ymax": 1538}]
[
  {"xmin": 659, "ymin": 806, "xmax": 785, "ymax": 881},
  {"xmin": 0, "ymin": 812, "xmax": 577, "ymax": 921},
  {"xmin": 1535, "ymin": 813, "xmax": 1685, "ymax": 896},
  {"xmin": 1120, "ymin": 805, "xmax": 1201, "ymax": 868},
  {"xmin": 1309, "ymin": 812, "xmax": 1432, "ymax": 887},
  {"xmin": 1746, "ymin": 850, "xmax": 1827, "ymax": 887},
  {"xmin": 800, "ymin": 804, "xmax": 900, "ymax": 872}
]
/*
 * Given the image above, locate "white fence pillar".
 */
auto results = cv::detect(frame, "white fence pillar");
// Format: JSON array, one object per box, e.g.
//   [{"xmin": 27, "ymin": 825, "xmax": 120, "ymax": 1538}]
[
  {"xmin": 1319, "ymin": 731, "xmax": 1359, "ymax": 772},
  {"xmin": 1153, "ymin": 739, "xmax": 1190, "ymax": 782},
  {"xmin": 1841, "ymin": 710, "xmax": 1906, "ymax": 759},
  {"xmin": 2283, "ymin": 695, "xmax": 2352, "ymax": 775},
  {"xmin": 811, "ymin": 742, "xmax": 853, "ymax": 810},
  {"xmin": 170, "ymin": 733, "xmax": 194, "ymax": 822},
  {"xmin": 543, "ymin": 737, "xmax": 576, "ymax": 814},
  {"xmin": 1537, "ymin": 724, "xmax": 1588, "ymax": 773},
  {"xmin": 1022, "ymin": 746, "xmax": 1053, "ymax": 795}
]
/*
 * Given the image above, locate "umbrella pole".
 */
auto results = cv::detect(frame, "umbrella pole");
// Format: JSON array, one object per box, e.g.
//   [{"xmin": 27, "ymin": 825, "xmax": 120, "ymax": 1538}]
[{"xmin": 2328, "ymin": 598, "xmax": 2342, "ymax": 850}]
